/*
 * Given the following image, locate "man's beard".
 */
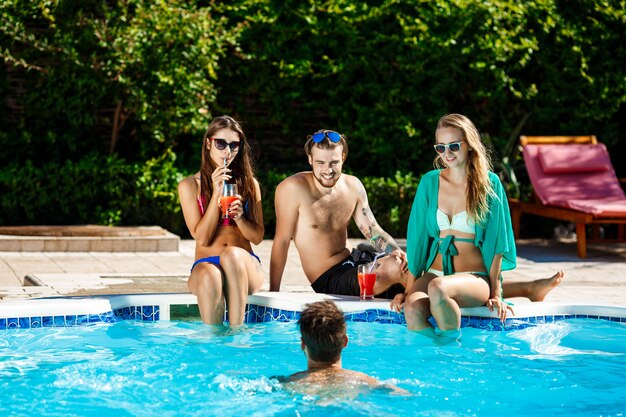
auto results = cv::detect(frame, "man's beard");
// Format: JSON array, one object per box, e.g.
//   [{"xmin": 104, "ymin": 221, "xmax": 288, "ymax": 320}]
[{"xmin": 313, "ymin": 171, "xmax": 341, "ymax": 188}]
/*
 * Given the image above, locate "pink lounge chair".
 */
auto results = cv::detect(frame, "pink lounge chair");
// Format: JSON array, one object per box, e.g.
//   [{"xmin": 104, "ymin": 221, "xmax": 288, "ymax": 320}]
[{"xmin": 509, "ymin": 135, "xmax": 626, "ymax": 258}]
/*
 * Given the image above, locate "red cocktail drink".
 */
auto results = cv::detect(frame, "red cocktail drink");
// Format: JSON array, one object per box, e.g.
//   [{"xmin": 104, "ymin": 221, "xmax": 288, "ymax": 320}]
[
  {"xmin": 220, "ymin": 182, "xmax": 238, "ymax": 226},
  {"xmin": 357, "ymin": 263, "xmax": 376, "ymax": 300},
  {"xmin": 220, "ymin": 195, "xmax": 237, "ymax": 218}
]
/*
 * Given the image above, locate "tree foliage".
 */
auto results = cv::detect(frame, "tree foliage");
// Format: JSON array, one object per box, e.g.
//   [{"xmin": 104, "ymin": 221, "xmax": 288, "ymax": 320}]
[
  {"xmin": 1, "ymin": 0, "xmax": 625, "ymax": 237},
  {"xmin": 0, "ymin": 0, "xmax": 240, "ymax": 161},
  {"xmin": 220, "ymin": 0, "xmax": 626, "ymax": 176}
]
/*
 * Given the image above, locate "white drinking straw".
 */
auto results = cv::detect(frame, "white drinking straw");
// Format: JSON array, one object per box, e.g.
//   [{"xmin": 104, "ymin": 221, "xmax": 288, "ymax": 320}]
[{"xmin": 369, "ymin": 252, "xmax": 385, "ymax": 273}]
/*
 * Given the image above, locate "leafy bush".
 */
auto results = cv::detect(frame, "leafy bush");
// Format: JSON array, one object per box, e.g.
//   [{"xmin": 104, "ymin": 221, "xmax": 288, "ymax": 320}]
[
  {"xmin": 2, "ymin": 0, "xmax": 625, "ymax": 238},
  {"xmin": 256, "ymin": 169, "xmax": 290, "ymax": 239},
  {"xmin": 0, "ymin": 0, "xmax": 242, "ymax": 161},
  {"xmin": 113, "ymin": 149, "xmax": 188, "ymax": 235},
  {"xmin": 220, "ymin": 0, "xmax": 626, "ymax": 177},
  {"xmin": 354, "ymin": 172, "xmax": 419, "ymax": 238},
  {"xmin": 0, "ymin": 150, "xmax": 188, "ymax": 235},
  {"xmin": 0, "ymin": 154, "xmax": 416, "ymax": 238}
]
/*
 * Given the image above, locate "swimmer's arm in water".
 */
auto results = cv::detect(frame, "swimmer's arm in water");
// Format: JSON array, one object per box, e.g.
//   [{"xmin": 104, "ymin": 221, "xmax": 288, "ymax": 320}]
[{"xmin": 376, "ymin": 382, "xmax": 412, "ymax": 396}]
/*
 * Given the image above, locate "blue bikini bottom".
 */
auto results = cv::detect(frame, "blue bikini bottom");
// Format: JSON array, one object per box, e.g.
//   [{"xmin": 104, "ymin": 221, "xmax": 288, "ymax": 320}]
[{"xmin": 190, "ymin": 252, "xmax": 261, "ymax": 272}]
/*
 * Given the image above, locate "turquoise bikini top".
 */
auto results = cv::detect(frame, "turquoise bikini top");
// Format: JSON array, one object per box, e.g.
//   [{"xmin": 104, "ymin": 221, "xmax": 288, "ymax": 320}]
[{"xmin": 436, "ymin": 209, "xmax": 476, "ymax": 234}]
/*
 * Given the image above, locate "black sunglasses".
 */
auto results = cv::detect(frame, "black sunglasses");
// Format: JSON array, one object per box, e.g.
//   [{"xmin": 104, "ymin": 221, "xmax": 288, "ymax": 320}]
[
  {"xmin": 312, "ymin": 131, "xmax": 342, "ymax": 143},
  {"xmin": 211, "ymin": 138, "xmax": 240, "ymax": 151},
  {"xmin": 433, "ymin": 141, "xmax": 463, "ymax": 154}
]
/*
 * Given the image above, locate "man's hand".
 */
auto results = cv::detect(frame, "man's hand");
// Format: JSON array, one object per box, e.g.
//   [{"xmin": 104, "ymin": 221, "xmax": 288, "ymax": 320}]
[{"xmin": 391, "ymin": 250, "xmax": 409, "ymax": 273}]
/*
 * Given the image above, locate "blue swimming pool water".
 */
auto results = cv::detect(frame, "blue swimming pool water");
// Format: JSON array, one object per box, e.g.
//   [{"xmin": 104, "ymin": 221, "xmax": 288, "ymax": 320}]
[{"xmin": 1, "ymin": 319, "xmax": 625, "ymax": 416}]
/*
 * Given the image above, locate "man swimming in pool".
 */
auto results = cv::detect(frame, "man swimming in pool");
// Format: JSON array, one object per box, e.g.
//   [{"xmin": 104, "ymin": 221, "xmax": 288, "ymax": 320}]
[
  {"xmin": 279, "ymin": 300, "xmax": 406, "ymax": 397},
  {"xmin": 269, "ymin": 129, "xmax": 564, "ymax": 304}
]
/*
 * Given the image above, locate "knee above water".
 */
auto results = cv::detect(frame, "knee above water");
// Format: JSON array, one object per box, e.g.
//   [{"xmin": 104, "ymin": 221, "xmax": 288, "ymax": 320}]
[
  {"xmin": 405, "ymin": 298, "xmax": 430, "ymax": 316},
  {"xmin": 195, "ymin": 265, "xmax": 222, "ymax": 287},
  {"xmin": 427, "ymin": 277, "xmax": 448, "ymax": 299}
]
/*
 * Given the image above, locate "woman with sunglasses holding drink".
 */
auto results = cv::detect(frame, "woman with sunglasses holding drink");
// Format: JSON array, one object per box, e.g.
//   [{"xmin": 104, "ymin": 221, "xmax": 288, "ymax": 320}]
[
  {"xmin": 178, "ymin": 115, "xmax": 264, "ymax": 326},
  {"xmin": 391, "ymin": 114, "xmax": 518, "ymax": 336}
]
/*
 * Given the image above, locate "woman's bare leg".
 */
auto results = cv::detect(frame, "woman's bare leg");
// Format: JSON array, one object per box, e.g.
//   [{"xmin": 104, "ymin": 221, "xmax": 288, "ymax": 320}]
[
  {"xmin": 220, "ymin": 247, "xmax": 265, "ymax": 326},
  {"xmin": 502, "ymin": 271, "xmax": 564, "ymax": 301},
  {"xmin": 404, "ymin": 291, "xmax": 432, "ymax": 330},
  {"xmin": 187, "ymin": 263, "xmax": 225, "ymax": 324},
  {"xmin": 403, "ymin": 273, "xmax": 437, "ymax": 337},
  {"xmin": 428, "ymin": 274, "xmax": 490, "ymax": 330}
]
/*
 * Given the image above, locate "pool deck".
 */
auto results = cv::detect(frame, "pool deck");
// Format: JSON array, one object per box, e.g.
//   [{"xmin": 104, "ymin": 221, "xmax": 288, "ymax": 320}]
[{"xmin": 1, "ymin": 238, "xmax": 625, "ymax": 307}]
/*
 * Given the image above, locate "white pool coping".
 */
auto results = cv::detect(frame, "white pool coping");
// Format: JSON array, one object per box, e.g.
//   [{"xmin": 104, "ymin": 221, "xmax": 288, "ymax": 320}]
[{"xmin": 1, "ymin": 291, "xmax": 626, "ymax": 321}]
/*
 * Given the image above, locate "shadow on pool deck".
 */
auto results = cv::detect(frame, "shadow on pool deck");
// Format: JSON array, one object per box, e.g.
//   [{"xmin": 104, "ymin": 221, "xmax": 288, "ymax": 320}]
[{"xmin": 0, "ymin": 238, "xmax": 625, "ymax": 306}]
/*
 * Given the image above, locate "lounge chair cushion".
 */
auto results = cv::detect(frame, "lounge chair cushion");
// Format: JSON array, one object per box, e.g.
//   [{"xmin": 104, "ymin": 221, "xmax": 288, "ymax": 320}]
[
  {"xmin": 538, "ymin": 145, "xmax": 609, "ymax": 174},
  {"xmin": 565, "ymin": 199, "xmax": 626, "ymax": 217},
  {"xmin": 524, "ymin": 143, "xmax": 626, "ymax": 216}
]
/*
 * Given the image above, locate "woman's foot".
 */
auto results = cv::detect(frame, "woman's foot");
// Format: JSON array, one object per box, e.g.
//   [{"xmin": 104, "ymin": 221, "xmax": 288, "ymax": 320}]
[{"xmin": 527, "ymin": 271, "xmax": 565, "ymax": 302}]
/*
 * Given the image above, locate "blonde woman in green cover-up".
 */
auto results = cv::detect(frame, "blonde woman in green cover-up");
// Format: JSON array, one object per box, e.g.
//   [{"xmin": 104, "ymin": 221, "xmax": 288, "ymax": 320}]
[{"xmin": 390, "ymin": 114, "xmax": 562, "ymax": 336}]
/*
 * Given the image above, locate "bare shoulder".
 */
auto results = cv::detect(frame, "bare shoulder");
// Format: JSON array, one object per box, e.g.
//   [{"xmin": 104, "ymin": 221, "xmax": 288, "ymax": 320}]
[
  {"xmin": 342, "ymin": 370, "xmax": 410, "ymax": 395},
  {"xmin": 283, "ymin": 368, "xmax": 375, "ymax": 386},
  {"xmin": 341, "ymin": 173, "xmax": 363, "ymax": 188},
  {"xmin": 279, "ymin": 370, "xmax": 309, "ymax": 383},
  {"xmin": 280, "ymin": 368, "xmax": 409, "ymax": 397},
  {"xmin": 178, "ymin": 174, "xmax": 198, "ymax": 195},
  {"xmin": 342, "ymin": 174, "xmax": 367, "ymax": 195},
  {"xmin": 340, "ymin": 174, "xmax": 367, "ymax": 201},
  {"xmin": 276, "ymin": 172, "xmax": 311, "ymax": 196},
  {"xmin": 252, "ymin": 177, "xmax": 262, "ymax": 194},
  {"xmin": 341, "ymin": 369, "xmax": 379, "ymax": 384},
  {"xmin": 279, "ymin": 172, "xmax": 310, "ymax": 186}
]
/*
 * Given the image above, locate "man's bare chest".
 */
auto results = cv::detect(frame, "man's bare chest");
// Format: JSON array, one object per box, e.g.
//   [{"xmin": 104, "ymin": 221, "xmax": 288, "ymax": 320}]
[{"xmin": 298, "ymin": 193, "xmax": 356, "ymax": 233}]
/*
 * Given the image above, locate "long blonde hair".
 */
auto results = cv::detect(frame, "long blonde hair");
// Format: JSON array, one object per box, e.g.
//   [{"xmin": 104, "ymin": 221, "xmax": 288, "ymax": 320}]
[{"xmin": 434, "ymin": 114, "xmax": 494, "ymax": 224}]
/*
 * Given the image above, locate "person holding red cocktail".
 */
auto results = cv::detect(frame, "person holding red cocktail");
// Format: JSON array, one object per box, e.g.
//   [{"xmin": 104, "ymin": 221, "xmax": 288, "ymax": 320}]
[{"xmin": 178, "ymin": 115, "xmax": 264, "ymax": 326}]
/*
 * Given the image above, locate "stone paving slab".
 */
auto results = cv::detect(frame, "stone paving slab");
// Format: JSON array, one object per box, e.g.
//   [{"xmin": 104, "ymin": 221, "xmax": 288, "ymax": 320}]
[{"xmin": 0, "ymin": 226, "xmax": 180, "ymax": 252}]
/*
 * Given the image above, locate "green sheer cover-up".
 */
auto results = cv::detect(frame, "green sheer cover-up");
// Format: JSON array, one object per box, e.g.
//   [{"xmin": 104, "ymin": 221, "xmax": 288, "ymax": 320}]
[{"xmin": 405, "ymin": 170, "xmax": 517, "ymax": 282}]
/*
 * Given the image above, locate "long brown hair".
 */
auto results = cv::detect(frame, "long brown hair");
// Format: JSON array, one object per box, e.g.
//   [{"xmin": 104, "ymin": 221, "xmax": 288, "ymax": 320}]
[
  {"xmin": 434, "ymin": 114, "xmax": 494, "ymax": 224},
  {"xmin": 200, "ymin": 115, "xmax": 260, "ymax": 224}
]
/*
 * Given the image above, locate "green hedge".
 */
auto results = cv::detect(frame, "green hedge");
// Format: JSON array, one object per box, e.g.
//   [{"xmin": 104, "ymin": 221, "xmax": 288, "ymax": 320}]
[
  {"xmin": 0, "ymin": 156, "xmax": 418, "ymax": 239},
  {"xmin": 2, "ymin": 0, "xmax": 625, "ymax": 236},
  {"xmin": 0, "ymin": 150, "xmax": 187, "ymax": 236},
  {"xmin": 355, "ymin": 172, "xmax": 419, "ymax": 238},
  {"xmin": 220, "ymin": 0, "xmax": 626, "ymax": 177}
]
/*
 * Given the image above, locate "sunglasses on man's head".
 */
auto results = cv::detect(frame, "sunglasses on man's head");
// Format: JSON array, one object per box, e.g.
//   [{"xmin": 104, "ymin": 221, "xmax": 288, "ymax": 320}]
[
  {"xmin": 433, "ymin": 141, "xmax": 463, "ymax": 154},
  {"xmin": 312, "ymin": 131, "xmax": 342, "ymax": 143},
  {"xmin": 211, "ymin": 138, "xmax": 240, "ymax": 151}
]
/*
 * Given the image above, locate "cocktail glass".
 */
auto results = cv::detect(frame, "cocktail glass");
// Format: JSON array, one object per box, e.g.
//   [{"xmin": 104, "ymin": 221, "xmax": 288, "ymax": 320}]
[
  {"xmin": 357, "ymin": 263, "xmax": 376, "ymax": 300},
  {"xmin": 220, "ymin": 183, "xmax": 238, "ymax": 221}
]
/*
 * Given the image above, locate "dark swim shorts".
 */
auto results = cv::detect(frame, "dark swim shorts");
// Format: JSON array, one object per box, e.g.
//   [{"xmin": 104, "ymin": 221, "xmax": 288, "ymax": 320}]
[{"xmin": 311, "ymin": 249, "xmax": 404, "ymax": 299}]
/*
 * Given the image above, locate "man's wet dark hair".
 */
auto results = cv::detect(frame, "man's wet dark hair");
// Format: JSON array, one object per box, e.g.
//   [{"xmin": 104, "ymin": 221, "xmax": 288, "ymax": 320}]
[{"xmin": 298, "ymin": 300, "xmax": 347, "ymax": 363}]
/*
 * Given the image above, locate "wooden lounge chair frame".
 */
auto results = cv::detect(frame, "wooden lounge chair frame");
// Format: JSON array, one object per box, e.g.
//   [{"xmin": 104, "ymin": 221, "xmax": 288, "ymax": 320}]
[{"xmin": 508, "ymin": 135, "xmax": 626, "ymax": 258}]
